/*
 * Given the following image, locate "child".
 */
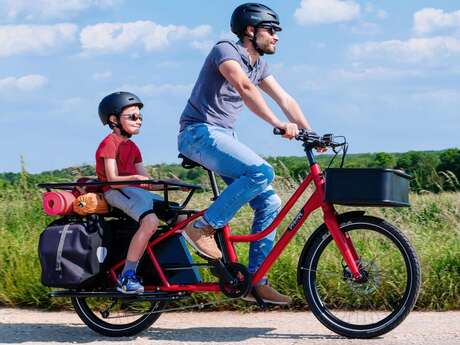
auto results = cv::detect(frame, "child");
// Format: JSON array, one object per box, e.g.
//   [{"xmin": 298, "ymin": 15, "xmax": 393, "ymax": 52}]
[{"xmin": 96, "ymin": 91, "xmax": 164, "ymax": 294}]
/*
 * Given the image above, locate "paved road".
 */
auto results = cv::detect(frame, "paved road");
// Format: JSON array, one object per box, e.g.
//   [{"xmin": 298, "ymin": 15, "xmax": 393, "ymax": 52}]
[{"xmin": 0, "ymin": 308, "xmax": 459, "ymax": 345}]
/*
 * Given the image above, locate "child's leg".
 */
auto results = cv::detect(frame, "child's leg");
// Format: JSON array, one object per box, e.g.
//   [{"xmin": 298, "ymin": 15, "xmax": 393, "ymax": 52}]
[
  {"xmin": 123, "ymin": 213, "xmax": 159, "ymax": 274},
  {"xmin": 104, "ymin": 187, "xmax": 161, "ymax": 273}
]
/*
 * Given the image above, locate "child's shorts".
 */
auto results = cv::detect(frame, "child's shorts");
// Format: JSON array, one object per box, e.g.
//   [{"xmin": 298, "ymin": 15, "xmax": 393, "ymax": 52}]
[{"xmin": 104, "ymin": 187, "xmax": 163, "ymax": 222}]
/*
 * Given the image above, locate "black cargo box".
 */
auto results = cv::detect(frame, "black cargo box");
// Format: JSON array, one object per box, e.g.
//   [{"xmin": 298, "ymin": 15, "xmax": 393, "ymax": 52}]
[{"xmin": 324, "ymin": 168, "xmax": 411, "ymax": 207}]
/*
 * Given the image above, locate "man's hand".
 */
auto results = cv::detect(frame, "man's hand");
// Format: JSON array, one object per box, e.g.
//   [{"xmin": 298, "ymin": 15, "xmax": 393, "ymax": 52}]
[
  {"xmin": 316, "ymin": 147, "xmax": 328, "ymax": 153},
  {"xmin": 278, "ymin": 122, "xmax": 299, "ymax": 139}
]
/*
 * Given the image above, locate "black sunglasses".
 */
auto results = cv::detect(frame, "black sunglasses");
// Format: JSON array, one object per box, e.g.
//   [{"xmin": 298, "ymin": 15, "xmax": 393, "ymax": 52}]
[
  {"xmin": 120, "ymin": 113, "xmax": 143, "ymax": 121},
  {"xmin": 258, "ymin": 26, "xmax": 278, "ymax": 36}
]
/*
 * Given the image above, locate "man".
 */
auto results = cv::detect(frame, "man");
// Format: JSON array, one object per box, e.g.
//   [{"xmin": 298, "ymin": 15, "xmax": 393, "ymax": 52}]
[{"xmin": 178, "ymin": 3, "xmax": 317, "ymax": 304}]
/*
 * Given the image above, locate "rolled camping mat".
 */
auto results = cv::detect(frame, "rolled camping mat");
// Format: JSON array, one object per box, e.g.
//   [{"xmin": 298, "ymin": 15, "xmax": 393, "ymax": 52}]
[{"xmin": 42, "ymin": 191, "xmax": 76, "ymax": 216}]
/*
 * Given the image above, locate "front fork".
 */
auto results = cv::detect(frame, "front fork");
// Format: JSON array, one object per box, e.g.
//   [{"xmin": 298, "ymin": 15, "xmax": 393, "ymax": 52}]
[{"xmin": 322, "ymin": 203, "xmax": 362, "ymax": 280}]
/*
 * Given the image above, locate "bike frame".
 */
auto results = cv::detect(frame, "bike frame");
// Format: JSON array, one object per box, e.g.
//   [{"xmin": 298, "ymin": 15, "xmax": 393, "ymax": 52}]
[{"xmin": 107, "ymin": 149, "xmax": 363, "ymax": 293}]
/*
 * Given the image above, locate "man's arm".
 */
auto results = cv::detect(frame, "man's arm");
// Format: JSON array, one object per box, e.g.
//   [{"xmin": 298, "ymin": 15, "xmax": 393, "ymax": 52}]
[
  {"xmin": 259, "ymin": 75, "xmax": 312, "ymax": 130},
  {"xmin": 218, "ymin": 60, "xmax": 298, "ymax": 138}
]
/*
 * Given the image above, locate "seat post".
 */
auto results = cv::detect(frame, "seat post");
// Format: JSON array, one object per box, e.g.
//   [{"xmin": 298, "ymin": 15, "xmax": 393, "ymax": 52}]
[{"xmin": 207, "ymin": 170, "xmax": 220, "ymax": 200}]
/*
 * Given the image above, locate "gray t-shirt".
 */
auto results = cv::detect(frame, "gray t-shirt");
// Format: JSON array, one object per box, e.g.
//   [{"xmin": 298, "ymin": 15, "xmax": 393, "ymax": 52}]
[{"xmin": 179, "ymin": 40, "xmax": 271, "ymax": 131}]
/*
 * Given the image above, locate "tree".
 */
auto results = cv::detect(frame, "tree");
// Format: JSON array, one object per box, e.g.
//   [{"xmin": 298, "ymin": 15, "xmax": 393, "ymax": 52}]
[
  {"xmin": 371, "ymin": 152, "xmax": 396, "ymax": 169},
  {"xmin": 396, "ymin": 151, "xmax": 440, "ymax": 192},
  {"xmin": 438, "ymin": 148, "xmax": 460, "ymax": 178},
  {"xmin": 437, "ymin": 148, "xmax": 460, "ymax": 191}
]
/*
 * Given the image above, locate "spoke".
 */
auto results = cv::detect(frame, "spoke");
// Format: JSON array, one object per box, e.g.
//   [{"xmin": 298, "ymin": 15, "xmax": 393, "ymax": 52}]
[
  {"xmin": 86, "ymin": 298, "xmax": 156, "ymax": 322},
  {"xmin": 372, "ymin": 279, "xmax": 399, "ymax": 312},
  {"xmin": 301, "ymin": 267, "xmax": 343, "ymax": 278}
]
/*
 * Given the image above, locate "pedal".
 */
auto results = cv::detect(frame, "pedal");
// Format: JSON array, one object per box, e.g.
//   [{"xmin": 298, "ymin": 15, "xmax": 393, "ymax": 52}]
[{"xmin": 250, "ymin": 287, "xmax": 268, "ymax": 310}]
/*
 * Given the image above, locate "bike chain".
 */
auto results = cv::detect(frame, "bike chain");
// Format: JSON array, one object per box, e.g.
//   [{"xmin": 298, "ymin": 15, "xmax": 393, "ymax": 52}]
[{"xmin": 149, "ymin": 296, "xmax": 241, "ymax": 314}]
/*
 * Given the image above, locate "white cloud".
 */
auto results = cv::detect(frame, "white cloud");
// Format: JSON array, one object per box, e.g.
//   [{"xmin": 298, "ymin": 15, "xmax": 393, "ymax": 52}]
[
  {"xmin": 335, "ymin": 66, "xmax": 422, "ymax": 81},
  {"xmin": 119, "ymin": 83, "xmax": 193, "ymax": 97},
  {"xmin": 350, "ymin": 36, "xmax": 460, "ymax": 62},
  {"xmin": 413, "ymin": 8, "xmax": 460, "ymax": 35},
  {"xmin": 0, "ymin": 24, "xmax": 77, "ymax": 57},
  {"xmin": 2, "ymin": 0, "xmax": 122, "ymax": 20},
  {"xmin": 294, "ymin": 0, "xmax": 360, "ymax": 25},
  {"xmin": 190, "ymin": 39, "xmax": 214, "ymax": 52},
  {"xmin": 80, "ymin": 21, "xmax": 212, "ymax": 54},
  {"xmin": 92, "ymin": 71, "xmax": 112, "ymax": 80},
  {"xmin": 0, "ymin": 74, "xmax": 48, "ymax": 91}
]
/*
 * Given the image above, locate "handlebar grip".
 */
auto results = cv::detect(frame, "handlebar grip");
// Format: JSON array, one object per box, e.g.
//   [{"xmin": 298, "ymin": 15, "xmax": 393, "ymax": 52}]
[{"xmin": 273, "ymin": 128, "xmax": 285, "ymax": 135}]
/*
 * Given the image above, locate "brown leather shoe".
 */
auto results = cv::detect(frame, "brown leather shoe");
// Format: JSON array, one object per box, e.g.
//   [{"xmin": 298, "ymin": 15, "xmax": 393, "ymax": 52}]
[
  {"xmin": 182, "ymin": 220, "xmax": 222, "ymax": 260},
  {"xmin": 242, "ymin": 283, "xmax": 291, "ymax": 305}
]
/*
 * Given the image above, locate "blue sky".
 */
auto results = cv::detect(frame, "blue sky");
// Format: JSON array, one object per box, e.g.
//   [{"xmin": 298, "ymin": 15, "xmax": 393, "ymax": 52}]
[{"xmin": 1, "ymin": 0, "xmax": 459, "ymax": 173}]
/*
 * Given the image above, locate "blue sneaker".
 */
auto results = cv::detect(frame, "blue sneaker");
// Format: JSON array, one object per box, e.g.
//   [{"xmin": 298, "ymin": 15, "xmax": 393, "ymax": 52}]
[{"xmin": 117, "ymin": 270, "xmax": 144, "ymax": 294}]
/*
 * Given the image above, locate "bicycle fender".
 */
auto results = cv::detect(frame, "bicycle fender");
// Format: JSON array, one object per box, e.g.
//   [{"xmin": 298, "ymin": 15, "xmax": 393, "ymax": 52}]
[{"xmin": 296, "ymin": 210, "xmax": 365, "ymax": 285}]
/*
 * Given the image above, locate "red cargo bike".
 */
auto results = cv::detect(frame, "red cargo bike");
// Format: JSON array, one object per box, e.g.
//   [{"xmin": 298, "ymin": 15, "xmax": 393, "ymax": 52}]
[{"xmin": 38, "ymin": 129, "xmax": 420, "ymax": 338}]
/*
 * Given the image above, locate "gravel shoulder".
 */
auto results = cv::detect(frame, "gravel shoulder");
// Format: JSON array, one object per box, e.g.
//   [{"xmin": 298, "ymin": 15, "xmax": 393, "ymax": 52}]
[{"xmin": 0, "ymin": 308, "xmax": 459, "ymax": 345}]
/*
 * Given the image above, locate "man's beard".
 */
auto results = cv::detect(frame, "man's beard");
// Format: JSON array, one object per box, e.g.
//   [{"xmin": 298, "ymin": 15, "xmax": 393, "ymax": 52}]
[
  {"xmin": 263, "ymin": 47, "xmax": 276, "ymax": 55},
  {"xmin": 258, "ymin": 40, "xmax": 276, "ymax": 55}
]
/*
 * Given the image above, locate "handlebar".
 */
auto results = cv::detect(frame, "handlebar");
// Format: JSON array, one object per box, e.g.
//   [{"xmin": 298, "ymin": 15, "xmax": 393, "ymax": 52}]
[{"xmin": 273, "ymin": 128, "xmax": 346, "ymax": 149}]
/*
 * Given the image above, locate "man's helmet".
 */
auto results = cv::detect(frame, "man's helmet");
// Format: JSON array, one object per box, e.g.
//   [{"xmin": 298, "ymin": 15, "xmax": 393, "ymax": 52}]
[
  {"xmin": 231, "ymin": 3, "xmax": 282, "ymax": 39},
  {"xmin": 98, "ymin": 91, "xmax": 143, "ymax": 126}
]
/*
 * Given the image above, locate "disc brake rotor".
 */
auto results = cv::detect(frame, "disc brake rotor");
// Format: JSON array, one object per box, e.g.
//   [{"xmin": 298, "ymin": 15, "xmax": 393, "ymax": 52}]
[{"xmin": 344, "ymin": 259, "xmax": 381, "ymax": 295}]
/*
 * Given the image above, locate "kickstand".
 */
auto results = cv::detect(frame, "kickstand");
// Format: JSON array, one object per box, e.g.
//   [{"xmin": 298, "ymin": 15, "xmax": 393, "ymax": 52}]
[{"xmin": 250, "ymin": 287, "xmax": 268, "ymax": 311}]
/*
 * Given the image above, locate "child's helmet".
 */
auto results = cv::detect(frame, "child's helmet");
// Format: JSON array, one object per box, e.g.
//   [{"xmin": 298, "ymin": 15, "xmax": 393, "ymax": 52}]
[
  {"xmin": 98, "ymin": 91, "xmax": 143, "ymax": 126},
  {"xmin": 230, "ymin": 3, "xmax": 282, "ymax": 39}
]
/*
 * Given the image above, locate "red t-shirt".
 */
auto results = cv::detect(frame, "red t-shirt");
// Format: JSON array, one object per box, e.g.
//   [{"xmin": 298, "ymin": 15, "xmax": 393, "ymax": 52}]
[{"xmin": 95, "ymin": 133, "xmax": 142, "ymax": 191}]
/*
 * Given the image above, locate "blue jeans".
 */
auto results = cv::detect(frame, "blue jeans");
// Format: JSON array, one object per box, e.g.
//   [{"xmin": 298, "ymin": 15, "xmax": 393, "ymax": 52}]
[{"xmin": 178, "ymin": 123, "xmax": 281, "ymax": 283}]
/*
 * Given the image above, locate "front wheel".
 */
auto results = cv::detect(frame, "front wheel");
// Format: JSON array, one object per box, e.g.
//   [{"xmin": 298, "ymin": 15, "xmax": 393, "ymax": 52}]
[
  {"xmin": 299, "ymin": 215, "xmax": 421, "ymax": 338},
  {"xmin": 71, "ymin": 295, "xmax": 163, "ymax": 337}
]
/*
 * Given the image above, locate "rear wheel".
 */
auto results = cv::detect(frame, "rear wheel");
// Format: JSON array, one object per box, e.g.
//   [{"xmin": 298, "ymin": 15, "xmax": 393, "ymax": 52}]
[
  {"xmin": 71, "ymin": 295, "xmax": 163, "ymax": 337},
  {"xmin": 299, "ymin": 216, "xmax": 420, "ymax": 338}
]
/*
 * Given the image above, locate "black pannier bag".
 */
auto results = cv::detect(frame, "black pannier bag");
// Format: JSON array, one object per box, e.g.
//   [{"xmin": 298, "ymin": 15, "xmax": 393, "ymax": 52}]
[{"xmin": 38, "ymin": 215, "xmax": 110, "ymax": 288}]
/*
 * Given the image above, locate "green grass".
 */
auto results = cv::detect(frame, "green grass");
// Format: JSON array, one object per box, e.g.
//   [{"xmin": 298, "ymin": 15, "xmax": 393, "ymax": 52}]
[{"xmin": 0, "ymin": 181, "xmax": 459, "ymax": 311}]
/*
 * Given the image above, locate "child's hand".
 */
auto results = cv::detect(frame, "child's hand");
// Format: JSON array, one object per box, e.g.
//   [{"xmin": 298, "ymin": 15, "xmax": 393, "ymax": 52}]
[{"xmin": 136, "ymin": 175, "xmax": 154, "ymax": 190}]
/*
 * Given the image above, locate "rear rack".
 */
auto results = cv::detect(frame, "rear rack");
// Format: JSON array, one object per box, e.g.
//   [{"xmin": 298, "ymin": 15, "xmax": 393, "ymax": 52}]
[{"xmin": 38, "ymin": 179, "xmax": 201, "ymax": 211}]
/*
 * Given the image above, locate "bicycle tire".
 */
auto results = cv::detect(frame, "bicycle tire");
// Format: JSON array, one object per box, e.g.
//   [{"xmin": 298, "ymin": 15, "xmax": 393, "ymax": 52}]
[
  {"xmin": 299, "ymin": 215, "xmax": 420, "ymax": 338},
  {"xmin": 71, "ymin": 296, "xmax": 163, "ymax": 337}
]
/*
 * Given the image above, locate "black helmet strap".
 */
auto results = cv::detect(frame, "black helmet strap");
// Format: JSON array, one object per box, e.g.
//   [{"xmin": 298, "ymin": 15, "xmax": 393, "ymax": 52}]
[
  {"xmin": 245, "ymin": 27, "xmax": 265, "ymax": 56},
  {"xmin": 109, "ymin": 115, "xmax": 132, "ymax": 139}
]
